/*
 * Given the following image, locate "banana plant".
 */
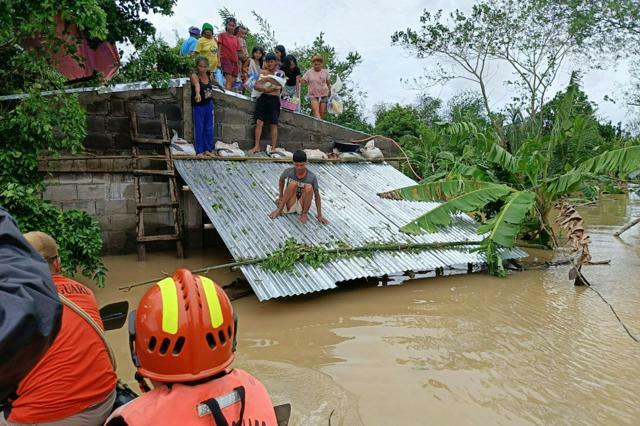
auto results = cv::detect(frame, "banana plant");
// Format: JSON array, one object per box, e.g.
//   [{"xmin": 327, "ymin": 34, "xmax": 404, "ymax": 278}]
[{"xmin": 380, "ymin": 92, "xmax": 640, "ymax": 276}]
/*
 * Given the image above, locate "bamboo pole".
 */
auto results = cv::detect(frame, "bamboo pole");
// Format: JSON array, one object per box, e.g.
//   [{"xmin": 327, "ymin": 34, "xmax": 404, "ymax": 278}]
[{"xmin": 613, "ymin": 217, "xmax": 640, "ymax": 237}]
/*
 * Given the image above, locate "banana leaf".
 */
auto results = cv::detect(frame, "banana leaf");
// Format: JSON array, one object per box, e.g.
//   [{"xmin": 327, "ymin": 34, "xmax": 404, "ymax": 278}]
[
  {"xmin": 483, "ymin": 141, "xmax": 517, "ymax": 173},
  {"xmin": 399, "ymin": 183, "xmax": 514, "ymax": 234},
  {"xmin": 477, "ymin": 190, "xmax": 536, "ymax": 248},
  {"xmin": 578, "ymin": 145, "xmax": 640, "ymax": 176},
  {"xmin": 379, "ymin": 179, "xmax": 500, "ymax": 202},
  {"xmin": 543, "ymin": 171, "xmax": 588, "ymax": 197}
]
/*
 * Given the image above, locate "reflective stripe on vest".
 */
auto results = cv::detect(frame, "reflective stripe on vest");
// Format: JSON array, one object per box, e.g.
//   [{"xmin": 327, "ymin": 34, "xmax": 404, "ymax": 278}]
[{"xmin": 105, "ymin": 369, "xmax": 277, "ymax": 426}]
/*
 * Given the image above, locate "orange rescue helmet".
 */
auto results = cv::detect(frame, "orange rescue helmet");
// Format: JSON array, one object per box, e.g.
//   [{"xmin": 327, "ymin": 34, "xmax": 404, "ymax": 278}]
[{"xmin": 128, "ymin": 268, "xmax": 237, "ymax": 383}]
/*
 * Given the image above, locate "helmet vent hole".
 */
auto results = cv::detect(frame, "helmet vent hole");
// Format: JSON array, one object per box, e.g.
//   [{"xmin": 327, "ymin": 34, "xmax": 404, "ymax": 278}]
[
  {"xmin": 159, "ymin": 338, "xmax": 171, "ymax": 355},
  {"xmin": 148, "ymin": 336, "xmax": 157, "ymax": 352},
  {"xmin": 185, "ymin": 303, "xmax": 190, "ymax": 311},
  {"xmin": 218, "ymin": 330, "xmax": 227, "ymax": 346},
  {"xmin": 227, "ymin": 326, "xmax": 232, "ymax": 339},
  {"xmin": 172, "ymin": 337, "xmax": 185, "ymax": 355},
  {"xmin": 206, "ymin": 332, "xmax": 216, "ymax": 349}
]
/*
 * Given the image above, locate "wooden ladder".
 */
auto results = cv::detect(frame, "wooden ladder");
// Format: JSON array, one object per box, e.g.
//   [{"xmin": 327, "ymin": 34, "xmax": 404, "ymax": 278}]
[{"xmin": 129, "ymin": 112, "xmax": 184, "ymax": 261}]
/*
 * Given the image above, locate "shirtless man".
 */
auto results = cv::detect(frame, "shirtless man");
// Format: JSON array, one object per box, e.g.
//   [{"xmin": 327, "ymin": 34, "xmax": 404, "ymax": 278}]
[
  {"xmin": 249, "ymin": 52, "xmax": 282, "ymax": 153},
  {"xmin": 270, "ymin": 150, "xmax": 329, "ymax": 225}
]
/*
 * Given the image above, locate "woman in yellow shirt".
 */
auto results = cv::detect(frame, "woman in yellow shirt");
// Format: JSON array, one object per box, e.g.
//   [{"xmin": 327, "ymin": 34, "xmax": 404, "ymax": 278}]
[{"xmin": 192, "ymin": 23, "xmax": 218, "ymax": 71}]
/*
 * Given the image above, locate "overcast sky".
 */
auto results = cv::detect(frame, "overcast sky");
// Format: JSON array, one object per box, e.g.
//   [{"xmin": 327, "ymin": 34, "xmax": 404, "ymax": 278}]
[{"xmin": 149, "ymin": 0, "xmax": 634, "ymax": 126}]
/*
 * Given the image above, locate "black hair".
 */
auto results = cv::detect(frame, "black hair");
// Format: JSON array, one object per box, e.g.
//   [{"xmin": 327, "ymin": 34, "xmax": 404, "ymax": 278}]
[
  {"xmin": 274, "ymin": 45, "xmax": 286, "ymax": 61},
  {"xmin": 194, "ymin": 56, "xmax": 209, "ymax": 68},
  {"xmin": 233, "ymin": 24, "xmax": 246, "ymax": 36},
  {"xmin": 225, "ymin": 16, "xmax": 236, "ymax": 25},
  {"xmin": 265, "ymin": 52, "xmax": 277, "ymax": 62},
  {"xmin": 293, "ymin": 150, "xmax": 307, "ymax": 163},
  {"xmin": 282, "ymin": 55, "xmax": 300, "ymax": 79},
  {"xmin": 252, "ymin": 46, "xmax": 265, "ymax": 67}
]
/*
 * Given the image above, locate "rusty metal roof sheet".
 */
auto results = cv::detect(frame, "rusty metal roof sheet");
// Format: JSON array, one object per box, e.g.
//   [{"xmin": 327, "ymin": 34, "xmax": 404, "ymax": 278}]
[{"xmin": 174, "ymin": 160, "xmax": 525, "ymax": 301}]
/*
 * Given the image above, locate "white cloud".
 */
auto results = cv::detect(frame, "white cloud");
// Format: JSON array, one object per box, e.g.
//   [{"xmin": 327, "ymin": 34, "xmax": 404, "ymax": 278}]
[{"xmin": 148, "ymin": 0, "xmax": 634, "ymax": 125}]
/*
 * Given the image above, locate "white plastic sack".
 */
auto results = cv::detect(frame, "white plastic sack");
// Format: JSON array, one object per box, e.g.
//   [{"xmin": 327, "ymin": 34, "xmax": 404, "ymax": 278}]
[
  {"xmin": 304, "ymin": 149, "xmax": 328, "ymax": 160},
  {"xmin": 251, "ymin": 74, "xmax": 287, "ymax": 99},
  {"xmin": 362, "ymin": 139, "xmax": 384, "ymax": 161},
  {"xmin": 339, "ymin": 152, "xmax": 364, "ymax": 161},
  {"xmin": 170, "ymin": 129, "xmax": 196, "ymax": 155},
  {"xmin": 266, "ymin": 145, "xmax": 293, "ymax": 159},
  {"xmin": 327, "ymin": 76, "xmax": 344, "ymax": 116},
  {"xmin": 215, "ymin": 140, "xmax": 245, "ymax": 157}
]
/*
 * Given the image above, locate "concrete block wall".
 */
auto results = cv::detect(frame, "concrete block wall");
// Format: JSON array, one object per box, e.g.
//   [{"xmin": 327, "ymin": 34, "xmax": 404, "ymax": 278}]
[
  {"xmin": 43, "ymin": 170, "xmax": 175, "ymax": 254},
  {"xmin": 80, "ymin": 87, "xmax": 184, "ymax": 154}
]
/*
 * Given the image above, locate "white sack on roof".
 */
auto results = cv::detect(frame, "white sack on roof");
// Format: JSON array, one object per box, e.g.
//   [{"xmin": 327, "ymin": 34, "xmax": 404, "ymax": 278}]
[
  {"xmin": 304, "ymin": 149, "xmax": 328, "ymax": 160},
  {"xmin": 362, "ymin": 139, "xmax": 384, "ymax": 161},
  {"xmin": 215, "ymin": 140, "xmax": 245, "ymax": 157}
]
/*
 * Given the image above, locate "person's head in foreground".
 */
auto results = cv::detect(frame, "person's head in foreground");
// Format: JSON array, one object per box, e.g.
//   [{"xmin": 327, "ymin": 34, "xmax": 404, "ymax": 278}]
[
  {"xmin": 106, "ymin": 268, "xmax": 277, "ymax": 425},
  {"xmin": 23, "ymin": 231, "xmax": 60, "ymax": 274}
]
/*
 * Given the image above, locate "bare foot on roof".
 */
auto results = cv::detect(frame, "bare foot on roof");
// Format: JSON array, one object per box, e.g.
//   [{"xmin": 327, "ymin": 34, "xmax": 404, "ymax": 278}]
[
  {"xmin": 248, "ymin": 146, "xmax": 261, "ymax": 154},
  {"xmin": 299, "ymin": 213, "xmax": 308, "ymax": 224}
]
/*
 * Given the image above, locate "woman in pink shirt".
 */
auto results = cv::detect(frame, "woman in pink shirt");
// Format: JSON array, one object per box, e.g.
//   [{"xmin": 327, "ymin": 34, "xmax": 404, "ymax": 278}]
[{"xmin": 301, "ymin": 54, "xmax": 331, "ymax": 119}]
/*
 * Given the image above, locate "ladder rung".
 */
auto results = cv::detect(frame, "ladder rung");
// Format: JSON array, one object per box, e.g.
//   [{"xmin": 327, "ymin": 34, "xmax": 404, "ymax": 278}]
[
  {"xmin": 137, "ymin": 234, "xmax": 182, "ymax": 242},
  {"xmin": 132, "ymin": 137, "xmax": 170, "ymax": 145},
  {"xmin": 133, "ymin": 169, "xmax": 175, "ymax": 176},
  {"xmin": 137, "ymin": 202, "xmax": 180, "ymax": 209}
]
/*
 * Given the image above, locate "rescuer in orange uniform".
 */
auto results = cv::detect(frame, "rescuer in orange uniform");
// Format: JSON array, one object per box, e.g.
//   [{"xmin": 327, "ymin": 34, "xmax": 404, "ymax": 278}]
[{"xmin": 105, "ymin": 268, "xmax": 277, "ymax": 426}]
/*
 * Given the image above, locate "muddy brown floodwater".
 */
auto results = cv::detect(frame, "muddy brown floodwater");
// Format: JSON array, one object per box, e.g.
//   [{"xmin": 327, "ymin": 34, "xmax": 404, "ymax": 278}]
[{"xmin": 91, "ymin": 193, "xmax": 640, "ymax": 425}]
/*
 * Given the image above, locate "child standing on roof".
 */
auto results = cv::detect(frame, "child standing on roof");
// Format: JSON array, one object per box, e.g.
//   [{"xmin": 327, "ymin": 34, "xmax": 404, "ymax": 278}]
[
  {"xmin": 192, "ymin": 23, "xmax": 218, "ymax": 72},
  {"xmin": 249, "ymin": 52, "xmax": 284, "ymax": 154},
  {"xmin": 191, "ymin": 57, "xmax": 215, "ymax": 157},
  {"xmin": 301, "ymin": 55, "xmax": 331, "ymax": 120}
]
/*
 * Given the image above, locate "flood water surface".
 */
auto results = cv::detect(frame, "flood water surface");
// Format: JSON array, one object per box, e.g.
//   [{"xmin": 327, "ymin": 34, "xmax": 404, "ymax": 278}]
[{"xmin": 94, "ymin": 194, "xmax": 640, "ymax": 425}]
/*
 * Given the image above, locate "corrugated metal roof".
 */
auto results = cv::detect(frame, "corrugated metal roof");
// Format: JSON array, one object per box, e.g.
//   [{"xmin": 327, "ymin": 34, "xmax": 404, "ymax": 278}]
[{"xmin": 175, "ymin": 160, "xmax": 526, "ymax": 301}]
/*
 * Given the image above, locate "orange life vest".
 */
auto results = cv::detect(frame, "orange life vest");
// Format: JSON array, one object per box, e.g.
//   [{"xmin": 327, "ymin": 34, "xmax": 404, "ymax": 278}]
[{"xmin": 105, "ymin": 369, "xmax": 277, "ymax": 426}]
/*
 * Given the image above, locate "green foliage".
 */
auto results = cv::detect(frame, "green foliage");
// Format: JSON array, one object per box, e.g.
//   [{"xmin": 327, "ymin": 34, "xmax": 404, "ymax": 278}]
[
  {"xmin": 112, "ymin": 38, "xmax": 193, "ymax": 88},
  {"xmin": 0, "ymin": 184, "xmax": 106, "ymax": 286},
  {"xmin": 98, "ymin": 0, "xmax": 177, "ymax": 47},
  {"xmin": 578, "ymin": 145, "xmax": 640, "ymax": 176},
  {"xmin": 384, "ymin": 79, "xmax": 640, "ymax": 276},
  {"xmin": 477, "ymin": 191, "xmax": 536, "ymax": 247},
  {"xmin": 261, "ymin": 238, "xmax": 336, "ymax": 272},
  {"xmin": 389, "ymin": 180, "xmax": 514, "ymax": 234},
  {"xmin": 0, "ymin": 1, "xmax": 110, "ymax": 285},
  {"xmin": 374, "ymin": 104, "xmax": 424, "ymax": 140}
]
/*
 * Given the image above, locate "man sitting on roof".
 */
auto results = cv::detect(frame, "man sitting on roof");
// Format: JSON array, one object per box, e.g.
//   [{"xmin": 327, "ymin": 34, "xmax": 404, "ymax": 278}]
[{"xmin": 270, "ymin": 150, "xmax": 329, "ymax": 225}]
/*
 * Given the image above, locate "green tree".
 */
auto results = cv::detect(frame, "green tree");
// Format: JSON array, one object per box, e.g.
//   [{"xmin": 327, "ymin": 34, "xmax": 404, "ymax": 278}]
[
  {"xmin": 381, "ymin": 86, "xmax": 640, "ymax": 276},
  {"xmin": 112, "ymin": 38, "xmax": 193, "ymax": 88},
  {"xmin": 392, "ymin": 0, "xmax": 582, "ymax": 148},
  {"xmin": 98, "ymin": 0, "xmax": 177, "ymax": 48},
  {"xmin": 374, "ymin": 104, "xmax": 423, "ymax": 140},
  {"xmin": 0, "ymin": 1, "xmax": 171, "ymax": 285}
]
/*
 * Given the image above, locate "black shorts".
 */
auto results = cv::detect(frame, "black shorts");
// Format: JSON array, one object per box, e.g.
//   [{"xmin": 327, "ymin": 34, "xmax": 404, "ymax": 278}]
[{"xmin": 254, "ymin": 94, "xmax": 281, "ymax": 124}]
